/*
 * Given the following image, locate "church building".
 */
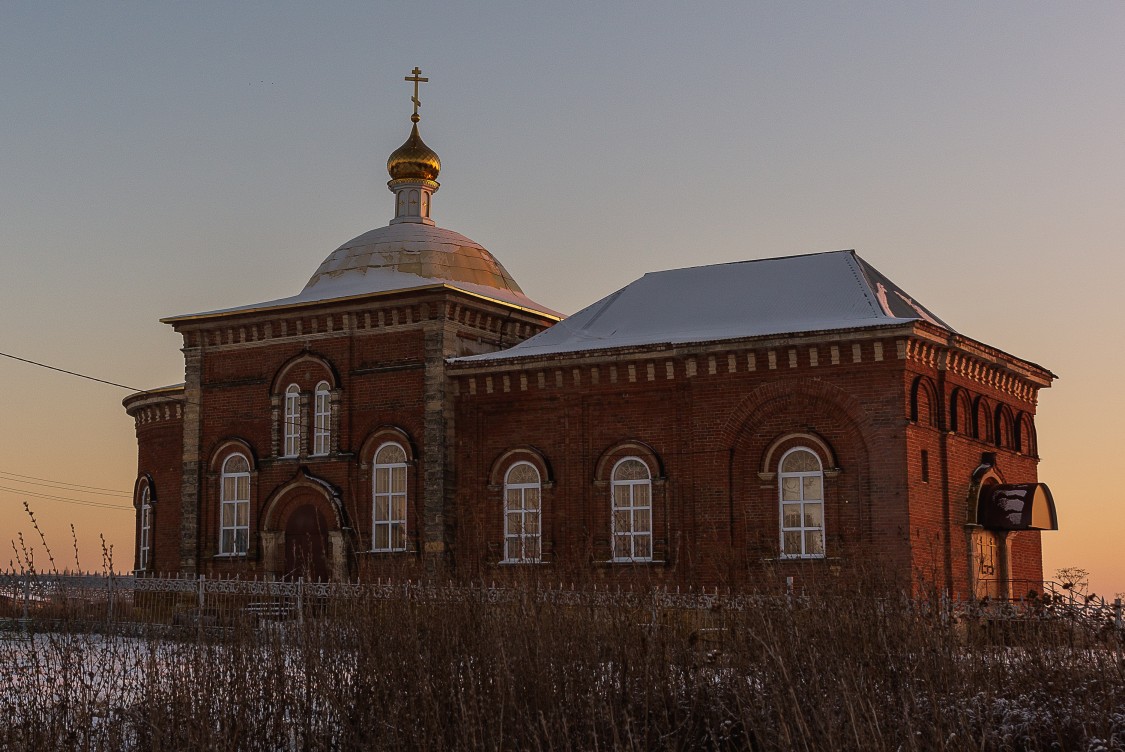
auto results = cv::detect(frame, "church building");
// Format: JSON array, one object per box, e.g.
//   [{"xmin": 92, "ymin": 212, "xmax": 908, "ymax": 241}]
[{"xmin": 124, "ymin": 70, "xmax": 1058, "ymax": 598}]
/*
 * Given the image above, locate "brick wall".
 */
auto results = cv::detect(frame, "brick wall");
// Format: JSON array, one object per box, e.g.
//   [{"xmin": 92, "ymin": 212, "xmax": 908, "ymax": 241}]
[
  {"xmin": 143, "ymin": 288, "xmax": 554, "ymax": 579},
  {"xmin": 129, "ymin": 299, "xmax": 1053, "ymax": 596},
  {"xmin": 124, "ymin": 392, "xmax": 185, "ymax": 574},
  {"xmin": 452, "ymin": 336, "xmax": 920, "ymax": 589},
  {"xmin": 451, "ymin": 329, "xmax": 1053, "ymax": 594}
]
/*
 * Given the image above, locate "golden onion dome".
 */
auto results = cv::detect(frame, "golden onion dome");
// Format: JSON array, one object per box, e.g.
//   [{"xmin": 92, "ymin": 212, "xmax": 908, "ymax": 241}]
[{"xmin": 387, "ymin": 123, "xmax": 441, "ymax": 182}]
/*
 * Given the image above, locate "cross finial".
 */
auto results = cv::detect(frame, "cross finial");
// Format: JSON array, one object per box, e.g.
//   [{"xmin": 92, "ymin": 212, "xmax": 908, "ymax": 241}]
[{"xmin": 405, "ymin": 66, "xmax": 429, "ymax": 123}]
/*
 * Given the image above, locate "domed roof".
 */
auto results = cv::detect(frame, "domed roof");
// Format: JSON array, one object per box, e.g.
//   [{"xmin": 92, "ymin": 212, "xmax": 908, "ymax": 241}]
[
  {"xmin": 163, "ymin": 71, "xmax": 559, "ymax": 322},
  {"xmin": 299, "ymin": 222, "xmax": 556, "ymax": 313},
  {"xmin": 387, "ymin": 123, "xmax": 441, "ymax": 182}
]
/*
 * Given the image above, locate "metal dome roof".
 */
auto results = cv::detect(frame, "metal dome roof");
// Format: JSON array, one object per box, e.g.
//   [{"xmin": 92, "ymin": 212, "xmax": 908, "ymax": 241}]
[{"xmin": 301, "ymin": 222, "xmax": 541, "ymax": 308}]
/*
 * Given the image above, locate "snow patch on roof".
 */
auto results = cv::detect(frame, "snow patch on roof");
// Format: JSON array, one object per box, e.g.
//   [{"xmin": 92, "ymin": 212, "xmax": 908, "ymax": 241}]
[{"xmin": 458, "ymin": 250, "xmax": 951, "ymax": 363}]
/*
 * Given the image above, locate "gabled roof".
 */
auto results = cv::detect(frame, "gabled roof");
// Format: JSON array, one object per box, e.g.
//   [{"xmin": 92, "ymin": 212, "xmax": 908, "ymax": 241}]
[{"xmin": 457, "ymin": 250, "xmax": 951, "ymax": 362}]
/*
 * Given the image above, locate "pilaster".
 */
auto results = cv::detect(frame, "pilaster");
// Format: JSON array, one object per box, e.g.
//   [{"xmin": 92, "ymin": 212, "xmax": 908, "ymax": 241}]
[
  {"xmin": 421, "ymin": 321, "xmax": 451, "ymax": 566},
  {"xmin": 180, "ymin": 345, "xmax": 203, "ymax": 572}
]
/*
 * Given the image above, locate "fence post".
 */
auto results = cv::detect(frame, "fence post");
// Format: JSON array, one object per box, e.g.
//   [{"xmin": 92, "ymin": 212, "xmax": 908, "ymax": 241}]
[
  {"xmin": 198, "ymin": 574, "xmax": 206, "ymax": 612},
  {"xmin": 107, "ymin": 572, "xmax": 115, "ymax": 623},
  {"xmin": 298, "ymin": 577, "xmax": 304, "ymax": 623},
  {"xmin": 22, "ymin": 573, "xmax": 31, "ymax": 630}
]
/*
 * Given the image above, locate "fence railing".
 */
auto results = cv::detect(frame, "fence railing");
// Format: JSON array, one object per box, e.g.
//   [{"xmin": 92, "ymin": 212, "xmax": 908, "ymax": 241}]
[
  {"xmin": 0, "ymin": 571, "xmax": 774, "ymax": 627},
  {"xmin": 1, "ymin": 571, "xmax": 1122, "ymax": 635}
]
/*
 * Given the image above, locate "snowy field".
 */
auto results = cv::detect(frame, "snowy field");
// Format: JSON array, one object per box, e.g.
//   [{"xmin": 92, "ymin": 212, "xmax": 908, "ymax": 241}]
[{"xmin": 3, "ymin": 582, "xmax": 1124, "ymax": 752}]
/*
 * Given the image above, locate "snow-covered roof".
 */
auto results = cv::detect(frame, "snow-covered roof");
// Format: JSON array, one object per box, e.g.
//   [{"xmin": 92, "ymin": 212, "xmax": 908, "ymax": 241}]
[
  {"xmin": 457, "ymin": 250, "xmax": 951, "ymax": 363},
  {"xmin": 164, "ymin": 223, "xmax": 559, "ymax": 322}
]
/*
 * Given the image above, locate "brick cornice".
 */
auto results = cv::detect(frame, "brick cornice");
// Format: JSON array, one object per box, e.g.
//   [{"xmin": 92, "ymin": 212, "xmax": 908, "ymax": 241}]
[
  {"xmin": 169, "ymin": 291, "xmax": 553, "ymax": 354},
  {"xmin": 448, "ymin": 322, "xmax": 919, "ymax": 376},
  {"xmin": 903, "ymin": 323, "xmax": 1054, "ymax": 400},
  {"xmin": 123, "ymin": 385, "xmax": 186, "ymax": 419}
]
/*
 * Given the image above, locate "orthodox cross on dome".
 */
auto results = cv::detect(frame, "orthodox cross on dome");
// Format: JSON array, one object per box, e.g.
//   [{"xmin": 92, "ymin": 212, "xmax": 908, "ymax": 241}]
[{"xmin": 405, "ymin": 66, "xmax": 428, "ymax": 123}]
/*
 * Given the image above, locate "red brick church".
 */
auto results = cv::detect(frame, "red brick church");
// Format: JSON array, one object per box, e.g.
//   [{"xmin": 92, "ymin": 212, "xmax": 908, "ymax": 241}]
[{"xmin": 124, "ymin": 71, "xmax": 1057, "ymax": 598}]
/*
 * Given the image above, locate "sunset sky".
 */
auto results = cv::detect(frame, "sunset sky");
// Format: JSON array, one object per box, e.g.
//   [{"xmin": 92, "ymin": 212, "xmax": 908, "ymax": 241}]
[{"xmin": 2, "ymin": 3, "xmax": 1123, "ymax": 596}]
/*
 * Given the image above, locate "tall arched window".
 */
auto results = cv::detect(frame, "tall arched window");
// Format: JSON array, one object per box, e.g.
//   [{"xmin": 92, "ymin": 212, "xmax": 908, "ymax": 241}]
[
  {"xmin": 138, "ymin": 484, "xmax": 152, "ymax": 571},
  {"xmin": 283, "ymin": 384, "xmax": 301, "ymax": 457},
  {"xmin": 779, "ymin": 448, "xmax": 824, "ymax": 559},
  {"xmin": 312, "ymin": 381, "xmax": 331, "ymax": 456},
  {"xmin": 611, "ymin": 457, "xmax": 652, "ymax": 562},
  {"xmin": 503, "ymin": 462, "xmax": 542, "ymax": 563},
  {"xmin": 372, "ymin": 442, "xmax": 408, "ymax": 552},
  {"xmin": 220, "ymin": 454, "xmax": 251, "ymax": 555}
]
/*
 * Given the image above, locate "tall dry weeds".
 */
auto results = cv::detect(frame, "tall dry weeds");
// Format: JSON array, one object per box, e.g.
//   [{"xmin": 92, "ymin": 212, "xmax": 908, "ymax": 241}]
[{"xmin": 1, "ymin": 566, "xmax": 1123, "ymax": 750}]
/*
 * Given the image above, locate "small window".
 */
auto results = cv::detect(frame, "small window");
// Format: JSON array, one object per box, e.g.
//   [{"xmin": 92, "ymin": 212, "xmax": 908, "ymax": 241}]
[
  {"xmin": 312, "ymin": 381, "xmax": 331, "ymax": 456},
  {"xmin": 220, "ymin": 454, "xmax": 251, "ymax": 556},
  {"xmin": 138, "ymin": 484, "xmax": 152, "ymax": 571},
  {"xmin": 779, "ymin": 448, "xmax": 824, "ymax": 559},
  {"xmin": 373, "ymin": 442, "xmax": 408, "ymax": 552},
  {"xmin": 921, "ymin": 450, "xmax": 930, "ymax": 483},
  {"xmin": 283, "ymin": 384, "xmax": 301, "ymax": 457},
  {"xmin": 503, "ymin": 462, "xmax": 542, "ymax": 563},
  {"xmin": 611, "ymin": 458, "xmax": 652, "ymax": 562}
]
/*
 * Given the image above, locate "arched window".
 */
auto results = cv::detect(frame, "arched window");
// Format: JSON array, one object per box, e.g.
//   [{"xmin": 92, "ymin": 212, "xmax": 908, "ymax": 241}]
[
  {"xmin": 138, "ymin": 484, "xmax": 152, "ymax": 571},
  {"xmin": 779, "ymin": 448, "xmax": 824, "ymax": 559},
  {"xmin": 283, "ymin": 384, "xmax": 301, "ymax": 457},
  {"xmin": 220, "ymin": 454, "xmax": 251, "ymax": 555},
  {"xmin": 372, "ymin": 442, "xmax": 408, "ymax": 552},
  {"xmin": 611, "ymin": 457, "xmax": 652, "ymax": 562},
  {"xmin": 503, "ymin": 462, "xmax": 542, "ymax": 563},
  {"xmin": 312, "ymin": 381, "xmax": 331, "ymax": 456}
]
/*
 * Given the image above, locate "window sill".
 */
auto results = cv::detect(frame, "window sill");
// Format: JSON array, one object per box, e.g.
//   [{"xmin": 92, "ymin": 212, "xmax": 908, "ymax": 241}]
[
  {"xmin": 597, "ymin": 559, "xmax": 668, "ymax": 567},
  {"xmin": 498, "ymin": 559, "xmax": 548, "ymax": 566},
  {"xmin": 213, "ymin": 553, "xmax": 248, "ymax": 559}
]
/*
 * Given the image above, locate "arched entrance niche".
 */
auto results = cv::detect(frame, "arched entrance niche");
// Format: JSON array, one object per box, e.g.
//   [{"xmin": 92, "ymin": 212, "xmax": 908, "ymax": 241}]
[{"xmin": 260, "ymin": 469, "xmax": 348, "ymax": 581}]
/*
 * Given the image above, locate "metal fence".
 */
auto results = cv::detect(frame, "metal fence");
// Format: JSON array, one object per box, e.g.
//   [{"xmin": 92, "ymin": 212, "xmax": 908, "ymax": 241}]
[{"xmin": 1, "ymin": 571, "xmax": 1121, "ymax": 636}]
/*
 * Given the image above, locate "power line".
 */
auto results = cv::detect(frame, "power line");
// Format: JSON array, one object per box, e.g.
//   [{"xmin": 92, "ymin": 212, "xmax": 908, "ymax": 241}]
[
  {"xmin": 0, "ymin": 485, "xmax": 132, "ymax": 511},
  {"xmin": 0, "ymin": 471, "xmax": 131, "ymax": 497},
  {"xmin": 0, "ymin": 348, "xmax": 311, "ymax": 430},
  {"xmin": 0, "ymin": 350, "xmax": 145, "ymax": 392}
]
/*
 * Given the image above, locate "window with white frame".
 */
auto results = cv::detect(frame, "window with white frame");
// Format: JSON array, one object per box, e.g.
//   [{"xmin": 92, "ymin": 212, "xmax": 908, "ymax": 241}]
[
  {"xmin": 312, "ymin": 381, "xmax": 331, "ymax": 456},
  {"xmin": 611, "ymin": 457, "xmax": 652, "ymax": 562},
  {"xmin": 220, "ymin": 454, "xmax": 251, "ymax": 555},
  {"xmin": 503, "ymin": 462, "xmax": 542, "ymax": 562},
  {"xmin": 372, "ymin": 442, "xmax": 407, "ymax": 552},
  {"xmin": 283, "ymin": 384, "xmax": 301, "ymax": 457},
  {"xmin": 779, "ymin": 447, "xmax": 824, "ymax": 558},
  {"xmin": 138, "ymin": 484, "xmax": 152, "ymax": 571}
]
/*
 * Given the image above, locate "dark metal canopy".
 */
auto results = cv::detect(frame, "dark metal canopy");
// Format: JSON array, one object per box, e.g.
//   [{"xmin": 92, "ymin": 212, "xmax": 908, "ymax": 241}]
[{"xmin": 978, "ymin": 483, "xmax": 1058, "ymax": 531}]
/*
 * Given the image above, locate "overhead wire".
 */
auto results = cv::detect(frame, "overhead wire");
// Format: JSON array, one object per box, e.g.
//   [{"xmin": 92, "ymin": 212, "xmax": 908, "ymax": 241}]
[
  {"xmin": 0, "ymin": 471, "xmax": 131, "ymax": 497},
  {"xmin": 0, "ymin": 350, "xmax": 147, "ymax": 393},
  {"xmin": 0, "ymin": 485, "xmax": 132, "ymax": 511},
  {"xmin": 0, "ymin": 347, "xmax": 314, "ymax": 430},
  {"xmin": 0, "ymin": 350, "xmax": 344, "ymax": 519}
]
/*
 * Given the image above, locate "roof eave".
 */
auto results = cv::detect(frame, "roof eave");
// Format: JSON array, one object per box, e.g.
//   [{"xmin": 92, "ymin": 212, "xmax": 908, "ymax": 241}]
[
  {"xmin": 160, "ymin": 283, "xmax": 562, "ymax": 327},
  {"xmin": 449, "ymin": 319, "xmax": 1056, "ymax": 389},
  {"xmin": 448, "ymin": 321, "xmax": 922, "ymax": 373}
]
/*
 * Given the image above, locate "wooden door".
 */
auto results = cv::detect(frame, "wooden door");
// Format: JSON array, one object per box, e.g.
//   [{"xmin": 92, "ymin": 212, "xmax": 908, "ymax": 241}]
[{"xmin": 284, "ymin": 504, "xmax": 330, "ymax": 582}]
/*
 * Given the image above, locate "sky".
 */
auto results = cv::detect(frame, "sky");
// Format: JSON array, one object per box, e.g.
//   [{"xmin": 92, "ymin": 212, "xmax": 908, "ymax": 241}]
[{"xmin": 2, "ymin": 2, "xmax": 1123, "ymax": 596}]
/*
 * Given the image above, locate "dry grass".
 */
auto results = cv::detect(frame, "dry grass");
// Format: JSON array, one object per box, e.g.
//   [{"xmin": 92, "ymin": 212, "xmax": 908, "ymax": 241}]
[{"xmin": 2, "ymin": 568, "xmax": 1123, "ymax": 751}]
